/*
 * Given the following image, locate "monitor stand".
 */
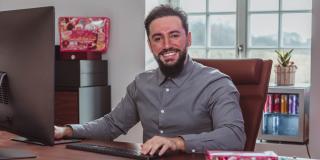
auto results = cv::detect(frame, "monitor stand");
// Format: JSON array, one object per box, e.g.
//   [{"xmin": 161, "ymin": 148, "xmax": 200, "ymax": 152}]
[
  {"xmin": 0, "ymin": 148, "xmax": 36, "ymax": 159},
  {"xmin": 12, "ymin": 136, "xmax": 82, "ymax": 146}
]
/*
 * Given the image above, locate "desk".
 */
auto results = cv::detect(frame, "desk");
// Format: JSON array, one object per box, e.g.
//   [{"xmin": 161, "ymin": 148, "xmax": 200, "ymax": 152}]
[{"xmin": 0, "ymin": 131, "xmax": 205, "ymax": 160}]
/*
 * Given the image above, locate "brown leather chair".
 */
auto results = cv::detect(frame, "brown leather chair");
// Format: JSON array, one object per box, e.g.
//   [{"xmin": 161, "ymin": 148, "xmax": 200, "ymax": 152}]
[{"xmin": 194, "ymin": 58, "xmax": 272, "ymax": 151}]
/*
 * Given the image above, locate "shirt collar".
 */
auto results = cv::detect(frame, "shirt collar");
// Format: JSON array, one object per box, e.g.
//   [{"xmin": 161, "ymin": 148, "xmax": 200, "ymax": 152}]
[{"xmin": 157, "ymin": 55, "xmax": 194, "ymax": 87}]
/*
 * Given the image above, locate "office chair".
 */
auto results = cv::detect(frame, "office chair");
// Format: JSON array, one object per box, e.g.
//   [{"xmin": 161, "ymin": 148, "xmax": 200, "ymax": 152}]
[{"xmin": 194, "ymin": 58, "xmax": 272, "ymax": 151}]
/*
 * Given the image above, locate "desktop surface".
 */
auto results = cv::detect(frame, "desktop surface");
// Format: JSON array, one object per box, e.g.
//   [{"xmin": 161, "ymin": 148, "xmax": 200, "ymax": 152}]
[{"xmin": 0, "ymin": 131, "xmax": 204, "ymax": 160}]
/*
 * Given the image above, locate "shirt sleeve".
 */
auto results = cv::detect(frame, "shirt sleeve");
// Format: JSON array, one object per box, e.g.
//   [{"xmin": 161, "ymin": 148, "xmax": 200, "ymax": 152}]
[
  {"xmin": 69, "ymin": 81, "xmax": 140, "ymax": 141},
  {"xmin": 180, "ymin": 79, "xmax": 246, "ymax": 153}
]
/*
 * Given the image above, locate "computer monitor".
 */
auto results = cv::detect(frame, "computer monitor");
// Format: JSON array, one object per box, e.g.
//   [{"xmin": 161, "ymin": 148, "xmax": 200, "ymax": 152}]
[{"xmin": 0, "ymin": 6, "xmax": 55, "ymax": 158}]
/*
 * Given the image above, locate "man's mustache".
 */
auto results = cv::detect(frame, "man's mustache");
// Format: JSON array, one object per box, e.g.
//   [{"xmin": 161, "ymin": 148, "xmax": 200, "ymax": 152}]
[{"xmin": 158, "ymin": 48, "xmax": 181, "ymax": 56}]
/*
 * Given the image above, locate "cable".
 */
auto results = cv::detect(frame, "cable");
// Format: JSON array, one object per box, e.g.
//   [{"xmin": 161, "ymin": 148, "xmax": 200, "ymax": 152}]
[{"xmin": 306, "ymin": 143, "xmax": 311, "ymax": 159}]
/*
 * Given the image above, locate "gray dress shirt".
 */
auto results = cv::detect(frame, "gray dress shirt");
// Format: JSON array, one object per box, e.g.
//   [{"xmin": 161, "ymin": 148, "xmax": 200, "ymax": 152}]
[{"xmin": 70, "ymin": 56, "xmax": 246, "ymax": 153}]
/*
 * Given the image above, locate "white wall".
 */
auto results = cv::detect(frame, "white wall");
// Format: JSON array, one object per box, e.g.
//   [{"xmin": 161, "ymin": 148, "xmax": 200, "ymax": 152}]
[
  {"xmin": 0, "ymin": 0, "xmax": 145, "ymax": 143},
  {"xmin": 309, "ymin": 0, "xmax": 320, "ymax": 158}
]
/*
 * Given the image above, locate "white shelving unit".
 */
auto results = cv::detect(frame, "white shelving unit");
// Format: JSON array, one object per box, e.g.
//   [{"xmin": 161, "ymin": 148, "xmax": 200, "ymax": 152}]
[{"xmin": 258, "ymin": 84, "xmax": 310, "ymax": 143}]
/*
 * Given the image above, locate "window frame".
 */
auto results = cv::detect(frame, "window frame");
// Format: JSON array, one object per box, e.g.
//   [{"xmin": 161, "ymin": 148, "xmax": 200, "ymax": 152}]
[
  {"xmin": 145, "ymin": 0, "xmax": 312, "ymax": 83},
  {"xmin": 169, "ymin": 0, "xmax": 312, "ymax": 56}
]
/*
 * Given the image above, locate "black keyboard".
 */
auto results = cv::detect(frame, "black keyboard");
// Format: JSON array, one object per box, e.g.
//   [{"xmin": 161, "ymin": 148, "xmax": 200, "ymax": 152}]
[{"xmin": 66, "ymin": 143, "xmax": 159, "ymax": 160}]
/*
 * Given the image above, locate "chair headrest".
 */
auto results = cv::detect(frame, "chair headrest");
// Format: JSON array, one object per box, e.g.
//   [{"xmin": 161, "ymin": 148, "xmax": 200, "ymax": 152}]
[{"xmin": 194, "ymin": 59, "xmax": 263, "ymax": 84}]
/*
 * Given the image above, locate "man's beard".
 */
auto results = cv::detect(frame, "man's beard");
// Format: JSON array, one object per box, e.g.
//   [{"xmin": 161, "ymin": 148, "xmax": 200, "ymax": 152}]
[{"xmin": 154, "ymin": 47, "xmax": 187, "ymax": 78}]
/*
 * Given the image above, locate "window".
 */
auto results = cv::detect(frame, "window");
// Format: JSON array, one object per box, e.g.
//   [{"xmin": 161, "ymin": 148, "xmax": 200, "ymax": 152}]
[
  {"xmin": 145, "ymin": 0, "xmax": 312, "ymax": 84},
  {"xmin": 247, "ymin": 0, "xmax": 312, "ymax": 84}
]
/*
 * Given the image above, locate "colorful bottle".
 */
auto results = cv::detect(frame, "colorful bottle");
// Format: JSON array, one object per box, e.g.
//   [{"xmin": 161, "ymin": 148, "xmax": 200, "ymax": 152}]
[
  {"xmin": 289, "ymin": 94, "xmax": 298, "ymax": 114},
  {"xmin": 273, "ymin": 94, "xmax": 280, "ymax": 113},
  {"xmin": 280, "ymin": 94, "xmax": 288, "ymax": 114}
]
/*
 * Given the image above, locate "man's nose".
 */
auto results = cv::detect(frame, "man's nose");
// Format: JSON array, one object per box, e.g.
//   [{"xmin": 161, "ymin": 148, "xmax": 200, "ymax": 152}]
[{"xmin": 163, "ymin": 36, "xmax": 171, "ymax": 48}]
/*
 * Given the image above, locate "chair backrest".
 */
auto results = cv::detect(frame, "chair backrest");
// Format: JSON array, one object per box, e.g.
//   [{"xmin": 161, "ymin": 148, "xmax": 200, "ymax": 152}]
[{"xmin": 194, "ymin": 58, "xmax": 272, "ymax": 151}]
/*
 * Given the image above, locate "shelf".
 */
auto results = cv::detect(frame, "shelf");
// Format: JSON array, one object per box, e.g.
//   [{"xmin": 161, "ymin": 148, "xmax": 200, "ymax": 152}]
[
  {"xmin": 255, "ymin": 140, "xmax": 310, "ymax": 158},
  {"xmin": 263, "ymin": 112, "xmax": 299, "ymax": 117},
  {"xmin": 258, "ymin": 84, "xmax": 309, "ymax": 143}
]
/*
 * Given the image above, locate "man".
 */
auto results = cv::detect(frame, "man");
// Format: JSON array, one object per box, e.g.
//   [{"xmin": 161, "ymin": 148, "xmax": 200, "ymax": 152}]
[{"xmin": 55, "ymin": 5, "xmax": 246, "ymax": 156}]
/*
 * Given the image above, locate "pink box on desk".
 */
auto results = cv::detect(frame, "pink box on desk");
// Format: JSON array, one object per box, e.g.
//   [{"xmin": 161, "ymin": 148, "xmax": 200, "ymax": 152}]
[{"xmin": 206, "ymin": 150, "xmax": 278, "ymax": 160}]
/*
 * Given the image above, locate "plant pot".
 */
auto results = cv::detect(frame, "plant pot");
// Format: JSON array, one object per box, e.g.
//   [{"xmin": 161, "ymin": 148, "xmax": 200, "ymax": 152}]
[{"xmin": 274, "ymin": 65, "xmax": 297, "ymax": 86}]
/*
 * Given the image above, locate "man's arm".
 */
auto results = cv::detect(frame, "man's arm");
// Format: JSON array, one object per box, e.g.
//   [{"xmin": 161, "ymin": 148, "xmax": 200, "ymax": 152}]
[
  {"xmin": 54, "ymin": 81, "xmax": 140, "ymax": 141},
  {"xmin": 180, "ymin": 84, "xmax": 246, "ymax": 153}
]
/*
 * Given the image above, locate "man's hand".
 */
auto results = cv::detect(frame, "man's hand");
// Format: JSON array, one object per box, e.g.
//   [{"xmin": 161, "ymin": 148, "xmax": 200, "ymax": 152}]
[
  {"xmin": 54, "ymin": 126, "xmax": 73, "ymax": 139},
  {"xmin": 140, "ymin": 136, "xmax": 185, "ymax": 156}
]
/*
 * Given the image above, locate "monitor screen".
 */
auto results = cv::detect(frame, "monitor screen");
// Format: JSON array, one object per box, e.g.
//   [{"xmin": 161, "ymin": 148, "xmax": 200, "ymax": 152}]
[{"xmin": 0, "ymin": 6, "xmax": 55, "ymax": 148}]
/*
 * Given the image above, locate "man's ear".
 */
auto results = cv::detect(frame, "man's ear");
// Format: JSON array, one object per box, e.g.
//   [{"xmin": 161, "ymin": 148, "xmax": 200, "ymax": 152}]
[{"xmin": 187, "ymin": 32, "xmax": 192, "ymax": 47}]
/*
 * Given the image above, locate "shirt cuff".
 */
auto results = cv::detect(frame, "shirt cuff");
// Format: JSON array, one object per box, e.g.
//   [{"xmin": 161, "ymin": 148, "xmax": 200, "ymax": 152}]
[
  {"xmin": 66, "ymin": 124, "xmax": 85, "ymax": 138},
  {"xmin": 180, "ymin": 134, "xmax": 203, "ymax": 153}
]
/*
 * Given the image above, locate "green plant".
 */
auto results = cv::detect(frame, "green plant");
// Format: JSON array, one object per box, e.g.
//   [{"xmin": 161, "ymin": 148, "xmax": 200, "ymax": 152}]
[{"xmin": 275, "ymin": 49, "xmax": 294, "ymax": 67}]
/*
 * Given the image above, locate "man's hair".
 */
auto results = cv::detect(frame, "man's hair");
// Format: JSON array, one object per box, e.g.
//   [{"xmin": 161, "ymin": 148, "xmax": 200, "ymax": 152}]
[{"xmin": 144, "ymin": 4, "xmax": 188, "ymax": 37}]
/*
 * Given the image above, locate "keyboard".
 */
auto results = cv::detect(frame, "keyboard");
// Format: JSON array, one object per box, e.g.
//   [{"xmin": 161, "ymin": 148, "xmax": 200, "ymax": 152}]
[{"xmin": 65, "ymin": 143, "xmax": 159, "ymax": 160}]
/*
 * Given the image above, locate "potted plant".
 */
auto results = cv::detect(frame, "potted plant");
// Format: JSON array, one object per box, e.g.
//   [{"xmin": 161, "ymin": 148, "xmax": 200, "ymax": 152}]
[{"xmin": 274, "ymin": 49, "xmax": 297, "ymax": 85}]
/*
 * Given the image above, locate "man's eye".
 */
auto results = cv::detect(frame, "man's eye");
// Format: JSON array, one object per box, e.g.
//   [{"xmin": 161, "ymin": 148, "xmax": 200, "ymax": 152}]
[
  {"xmin": 153, "ymin": 37, "xmax": 161, "ymax": 42},
  {"xmin": 171, "ymin": 34, "xmax": 180, "ymax": 38}
]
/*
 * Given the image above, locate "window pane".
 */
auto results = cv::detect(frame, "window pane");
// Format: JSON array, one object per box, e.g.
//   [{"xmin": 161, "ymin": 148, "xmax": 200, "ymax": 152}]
[
  {"xmin": 209, "ymin": 15, "xmax": 236, "ymax": 47},
  {"xmin": 247, "ymin": 49, "xmax": 277, "ymax": 60},
  {"xmin": 248, "ymin": 14, "xmax": 278, "ymax": 48},
  {"xmin": 208, "ymin": 49, "xmax": 236, "ymax": 59},
  {"xmin": 282, "ymin": 0, "xmax": 312, "ymax": 10},
  {"xmin": 248, "ymin": 49, "xmax": 277, "ymax": 84},
  {"xmin": 189, "ymin": 15, "xmax": 206, "ymax": 47},
  {"xmin": 249, "ymin": 0, "xmax": 278, "ymax": 11},
  {"xmin": 248, "ymin": 49, "xmax": 310, "ymax": 84},
  {"xmin": 180, "ymin": 0, "xmax": 205, "ymax": 13},
  {"xmin": 281, "ymin": 13, "xmax": 311, "ymax": 48},
  {"xmin": 188, "ymin": 48, "xmax": 206, "ymax": 58},
  {"xmin": 290, "ymin": 49, "xmax": 310, "ymax": 83},
  {"xmin": 209, "ymin": 0, "xmax": 236, "ymax": 12},
  {"xmin": 145, "ymin": 0, "xmax": 162, "ymax": 14}
]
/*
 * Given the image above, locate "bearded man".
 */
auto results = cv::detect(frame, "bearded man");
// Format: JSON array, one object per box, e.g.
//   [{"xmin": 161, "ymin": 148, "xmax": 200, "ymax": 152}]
[{"xmin": 55, "ymin": 4, "xmax": 246, "ymax": 157}]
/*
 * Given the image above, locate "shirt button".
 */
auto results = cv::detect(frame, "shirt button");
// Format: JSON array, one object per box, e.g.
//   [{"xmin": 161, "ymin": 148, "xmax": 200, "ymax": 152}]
[
  {"xmin": 160, "ymin": 109, "xmax": 165, "ymax": 114},
  {"xmin": 160, "ymin": 130, "xmax": 164, "ymax": 134},
  {"xmin": 165, "ymin": 88, "xmax": 170, "ymax": 92},
  {"xmin": 192, "ymin": 149, "xmax": 196, "ymax": 153}
]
